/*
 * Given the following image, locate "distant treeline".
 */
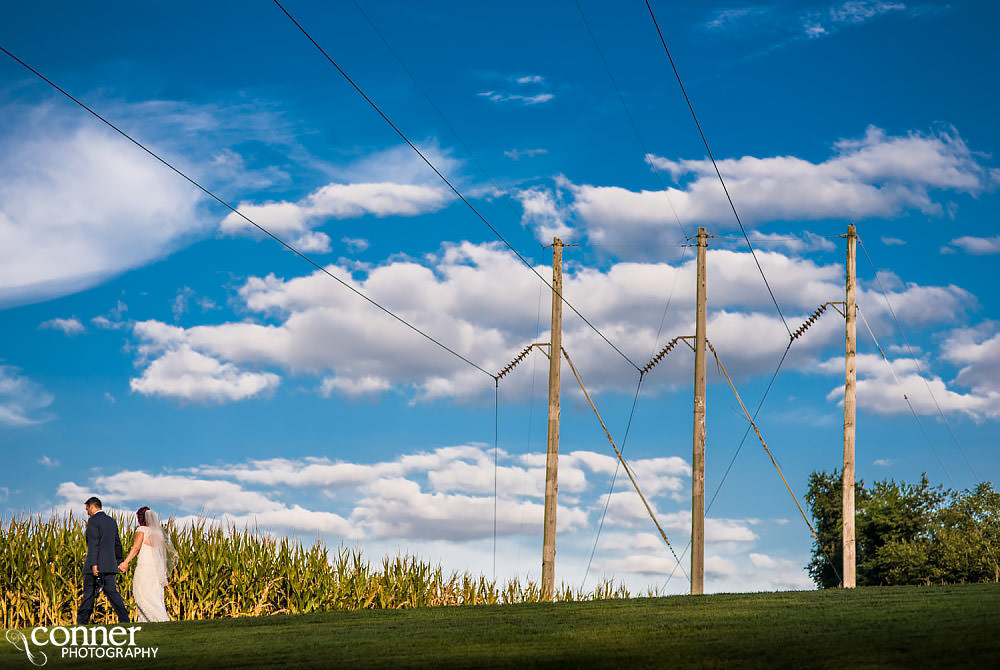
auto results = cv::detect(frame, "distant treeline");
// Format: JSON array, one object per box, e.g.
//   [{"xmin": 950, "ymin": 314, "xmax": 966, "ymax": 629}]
[{"xmin": 806, "ymin": 472, "xmax": 1000, "ymax": 588}]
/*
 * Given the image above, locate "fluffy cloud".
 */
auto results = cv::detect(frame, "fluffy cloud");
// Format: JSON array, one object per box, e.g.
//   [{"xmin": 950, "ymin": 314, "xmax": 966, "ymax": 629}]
[
  {"xmin": 121, "ymin": 240, "xmax": 975, "ymax": 406},
  {"xmin": 817, "ymin": 353, "xmax": 1000, "ymax": 419},
  {"xmin": 39, "ymin": 317, "xmax": 86, "ymax": 335},
  {"xmin": 55, "ymin": 471, "xmax": 359, "ymax": 537},
  {"xmin": 534, "ymin": 127, "xmax": 995, "ymax": 257},
  {"xmin": 945, "ymin": 235, "xmax": 1000, "ymax": 255},
  {"xmin": 129, "ymin": 345, "xmax": 280, "ymax": 403},
  {"xmin": 0, "ymin": 95, "xmax": 318, "ymax": 308},
  {"xmin": 0, "ymin": 118, "xmax": 207, "ymax": 307},
  {"xmin": 219, "ymin": 143, "xmax": 456, "ymax": 242},
  {"xmin": 0, "ymin": 366, "xmax": 54, "ymax": 426},
  {"xmin": 51, "ymin": 442, "xmax": 819, "ymax": 592},
  {"xmin": 219, "ymin": 182, "xmax": 451, "ymax": 238},
  {"xmin": 516, "ymin": 185, "xmax": 573, "ymax": 241}
]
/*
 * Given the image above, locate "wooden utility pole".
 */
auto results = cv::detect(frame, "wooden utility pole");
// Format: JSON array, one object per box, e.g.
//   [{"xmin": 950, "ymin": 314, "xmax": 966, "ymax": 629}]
[
  {"xmin": 541, "ymin": 236, "xmax": 564, "ymax": 601},
  {"xmin": 843, "ymin": 224, "xmax": 857, "ymax": 588},
  {"xmin": 692, "ymin": 227, "xmax": 708, "ymax": 595}
]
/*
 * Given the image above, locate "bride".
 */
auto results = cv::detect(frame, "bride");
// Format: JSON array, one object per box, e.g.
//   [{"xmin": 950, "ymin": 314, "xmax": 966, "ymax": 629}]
[{"xmin": 119, "ymin": 506, "xmax": 176, "ymax": 622}]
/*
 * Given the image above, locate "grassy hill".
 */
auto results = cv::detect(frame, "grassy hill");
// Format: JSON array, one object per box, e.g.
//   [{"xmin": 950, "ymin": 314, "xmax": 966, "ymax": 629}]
[{"xmin": 3, "ymin": 584, "xmax": 999, "ymax": 669}]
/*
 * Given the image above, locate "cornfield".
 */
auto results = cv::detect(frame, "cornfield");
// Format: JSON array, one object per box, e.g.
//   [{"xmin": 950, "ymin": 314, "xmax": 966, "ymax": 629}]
[{"xmin": 1, "ymin": 513, "xmax": 634, "ymax": 628}]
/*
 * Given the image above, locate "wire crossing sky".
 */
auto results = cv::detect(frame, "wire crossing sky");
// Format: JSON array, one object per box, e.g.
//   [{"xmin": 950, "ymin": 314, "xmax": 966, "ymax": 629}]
[{"xmin": 1, "ymin": 0, "xmax": 998, "ymax": 594}]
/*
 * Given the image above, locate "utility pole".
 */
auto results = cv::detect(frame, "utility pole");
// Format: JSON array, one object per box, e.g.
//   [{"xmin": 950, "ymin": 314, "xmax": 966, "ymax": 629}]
[
  {"xmin": 541, "ymin": 236, "xmax": 564, "ymax": 601},
  {"xmin": 692, "ymin": 227, "xmax": 708, "ymax": 595},
  {"xmin": 843, "ymin": 224, "xmax": 857, "ymax": 588}
]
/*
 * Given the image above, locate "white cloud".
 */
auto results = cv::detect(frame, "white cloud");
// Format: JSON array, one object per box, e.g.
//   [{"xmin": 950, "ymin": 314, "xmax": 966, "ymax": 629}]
[
  {"xmin": 477, "ymin": 91, "xmax": 554, "ymax": 105},
  {"xmin": 120, "ymin": 240, "xmax": 975, "ymax": 404},
  {"xmin": 320, "ymin": 375, "xmax": 391, "ymax": 396},
  {"xmin": 515, "ymin": 75, "xmax": 545, "ymax": 85},
  {"xmin": 745, "ymin": 231, "xmax": 836, "ymax": 254},
  {"xmin": 341, "ymin": 237, "xmax": 369, "ymax": 253},
  {"xmin": 39, "ymin": 317, "xmax": 85, "ymax": 335},
  {"xmin": 292, "ymin": 231, "xmax": 332, "ymax": 253},
  {"xmin": 0, "ymin": 116, "xmax": 207, "ymax": 307},
  {"xmin": 218, "ymin": 144, "xmax": 458, "ymax": 242},
  {"xmin": 881, "ymin": 236, "xmax": 907, "ymax": 246},
  {"xmin": 818, "ymin": 352, "xmax": 1000, "ymax": 419},
  {"xmin": 945, "ymin": 235, "xmax": 1000, "ymax": 254},
  {"xmin": 504, "ymin": 148, "xmax": 548, "ymax": 160},
  {"xmin": 39, "ymin": 455, "xmax": 60, "ymax": 467},
  {"xmin": 873, "ymin": 458, "xmax": 896, "ymax": 466},
  {"xmin": 47, "ymin": 442, "xmax": 820, "ymax": 593},
  {"xmin": 220, "ymin": 182, "xmax": 450, "ymax": 238},
  {"xmin": 0, "ymin": 366, "xmax": 54, "ymax": 426},
  {"xmin": 547, "ymin": 127, "xmax": 994, "ymax": 257},
  {"xmin": 705, "ymin": 1, "xmax": 940, "ymax": 56},
  {"xmin": 55, "ymin": 471, "xmax": 360, "ymax": 538},
  {"xmin": 129, "ymin": 345, "xmax": 280, "ymax": 403},
  {"xmin": 516, "ymin": 186, "xmax": 572, "ymax": 241}
]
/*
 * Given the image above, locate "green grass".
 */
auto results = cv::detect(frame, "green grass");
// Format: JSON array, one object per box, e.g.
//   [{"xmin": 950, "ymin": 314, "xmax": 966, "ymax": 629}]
[{"xmin": 3, "ymin": 584, "xmax": 999, "ymax": 669}]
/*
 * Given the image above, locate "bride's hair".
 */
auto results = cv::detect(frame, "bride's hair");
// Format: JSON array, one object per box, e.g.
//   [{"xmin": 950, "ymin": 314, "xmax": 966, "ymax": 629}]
[{"xmin": 136, "ymin": 506, "xmax": 151, "ymax": 526}]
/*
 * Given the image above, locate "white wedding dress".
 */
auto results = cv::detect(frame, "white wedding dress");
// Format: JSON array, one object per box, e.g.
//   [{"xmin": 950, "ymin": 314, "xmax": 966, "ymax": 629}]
[{"xmin": 133, "ymin": 510, "xmax": 172, "ymax": 622}]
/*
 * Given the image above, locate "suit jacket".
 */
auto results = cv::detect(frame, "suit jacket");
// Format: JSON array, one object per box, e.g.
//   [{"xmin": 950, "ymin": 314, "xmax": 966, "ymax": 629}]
[{"xmin": 83, "ymin": 511, "xmax": 124, "ymax": 574}]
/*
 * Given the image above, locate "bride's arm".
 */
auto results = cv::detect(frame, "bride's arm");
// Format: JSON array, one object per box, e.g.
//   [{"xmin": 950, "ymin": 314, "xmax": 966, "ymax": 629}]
[{"xmin": 118, "ymin": 529, "xmax": 144, "ymax": 571}]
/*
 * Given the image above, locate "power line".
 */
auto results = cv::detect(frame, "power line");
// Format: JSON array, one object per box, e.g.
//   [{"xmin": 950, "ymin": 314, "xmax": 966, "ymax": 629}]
[
  {"xmin": 707, "ymin": 343, "xmax": 793, "ymax": 514},
  {"xmin": 0, "ymin": 44, "xmax": 498, "ymax": 382},
  {"xmin": 351, "ymin": 0, "xmax": 526, "ymax": 225},
  {"xmin": 856, "ymin": 232, "xmax": 978, "ymax": 481},
  {"xmin": 272, "ymin": 0, "xmax": 641, "ymax": 373},
  {"xmin": 642, "ymin": 0, "xmax": 792, "ymax": 339},
  {"xmin": 857, "ymin": 305, "xmax": 954, "ymax": 484},
  {"xmin": 574, "ymin": 0, "xmax": 689, "ymax": 242},
  {"xmin": 662, "ymin": 341, "xmax": 793, "ymax": 591},
  {"xmin": 580, "ymin": 372, "xmax": 647, "ymax": 590}
]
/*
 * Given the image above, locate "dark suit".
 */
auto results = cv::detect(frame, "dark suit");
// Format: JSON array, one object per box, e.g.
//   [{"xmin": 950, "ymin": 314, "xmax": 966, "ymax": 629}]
[{"xmin": 77, "ymin": 511, "xmax": 130, "ymax": 624}]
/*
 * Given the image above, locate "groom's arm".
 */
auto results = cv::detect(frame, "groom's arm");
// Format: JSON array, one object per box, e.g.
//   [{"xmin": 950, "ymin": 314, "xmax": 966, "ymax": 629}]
[
  {"xmin": 115, "ymin": 525, "xmax": 124, "ymax": 565},
  {"xmin": 84, "ymin": 520, "xmax": 100, "ymax": 573}
]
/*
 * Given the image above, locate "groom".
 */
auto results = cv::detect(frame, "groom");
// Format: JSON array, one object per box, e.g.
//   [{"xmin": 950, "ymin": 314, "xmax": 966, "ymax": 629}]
[{"xmin": 77, "ymin": 496, "xmax": 130, "ymax": 624}]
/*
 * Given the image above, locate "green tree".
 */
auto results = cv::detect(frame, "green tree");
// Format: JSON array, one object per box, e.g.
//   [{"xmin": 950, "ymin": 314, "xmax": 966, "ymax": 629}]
[{"xmin": 805, "ymin": 471, "xmax": 998, "ymax": 587}]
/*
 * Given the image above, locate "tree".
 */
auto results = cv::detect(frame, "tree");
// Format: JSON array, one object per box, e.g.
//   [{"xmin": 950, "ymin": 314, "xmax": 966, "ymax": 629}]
[{"xmin": 805, "ymin": 471, "xmax": 999, "ymax": 587}]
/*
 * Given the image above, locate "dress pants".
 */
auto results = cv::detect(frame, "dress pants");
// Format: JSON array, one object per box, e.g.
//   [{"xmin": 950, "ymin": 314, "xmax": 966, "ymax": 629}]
[{"xmin": 77, "ymin": 572, "xmax": 130, "ymax": 624}]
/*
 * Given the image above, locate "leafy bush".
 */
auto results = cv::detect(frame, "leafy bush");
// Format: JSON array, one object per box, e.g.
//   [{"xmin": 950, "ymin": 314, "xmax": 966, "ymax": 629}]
[{"xmin": 805, "ymin": 471, "xmax": 1000, "ymax": 587}]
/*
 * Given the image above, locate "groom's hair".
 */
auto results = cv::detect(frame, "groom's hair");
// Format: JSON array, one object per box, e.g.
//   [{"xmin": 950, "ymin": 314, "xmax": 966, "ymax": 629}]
[{"xmin": 84, "ymin": 496, "xmax": 102, "ymax": 508}]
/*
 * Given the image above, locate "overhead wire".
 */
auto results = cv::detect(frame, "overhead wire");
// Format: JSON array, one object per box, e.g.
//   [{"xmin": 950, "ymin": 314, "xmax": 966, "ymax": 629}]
[
  {"xmin": 664, "ymin": 298, "xmax": 837, "ymax": 589},
  {"xmin": 642, "ymin": 0, "xmax": 792, "ymax": 339},
  {"xmin": 856, "ymin": 232, "xmax": 978, "ymax": 481},
  {"xmin": 574, "ymin": 0, "xmax": 689, "ymax": 242},
  {"xmin": 272, "ymin": 0, "xmax": 642, "ymax": 373},
  {"xmin": 573, "ymin": 0, "xmax": 696, "ymax": 589},
  {"xmin": 707, "ymin": 340, "xmax": 843, "ymax": 586},
  {"xmin": 857, "ymin": 305, "xmax": 954, "ymax": 484},
  {"xmin": 350, "ymin": 0, "xmax": 531, "ymax": 225},
  {"xmin": 580, "ymin": 372, "xmax": 646, "ymax": 590},
  {"xmin": 0, "ymin": 44, "xmax": 499, "ymax": 383},
  {"xmin": 493, "ymin": 379, "xmax": 500, "ymax": 581},
  {"xmin": 661, "ymin": 342, "xmax": 793, "ymax": 590}
]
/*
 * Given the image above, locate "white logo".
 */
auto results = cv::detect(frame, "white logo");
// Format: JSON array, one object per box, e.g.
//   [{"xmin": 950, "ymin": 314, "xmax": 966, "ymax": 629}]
[
  {"xmin": 5, "ymin": 626, "xmax": 159, "ymax": 665},
  {"xmin": 5, "ymin": 630, "xmax": 46, "ymax": 666}
]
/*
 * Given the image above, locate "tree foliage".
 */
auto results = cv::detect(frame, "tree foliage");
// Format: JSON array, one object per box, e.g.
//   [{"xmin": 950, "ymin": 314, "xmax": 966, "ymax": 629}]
[{"xmin": 805, "ymin": 471, "xmax": 1000, "ymax": 588}]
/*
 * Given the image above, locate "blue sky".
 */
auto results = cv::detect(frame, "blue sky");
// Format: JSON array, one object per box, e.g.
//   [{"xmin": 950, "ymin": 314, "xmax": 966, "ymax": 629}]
[{"xmin": 2, "ymin": 0, "xmax": 998, "ymax": 593}]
